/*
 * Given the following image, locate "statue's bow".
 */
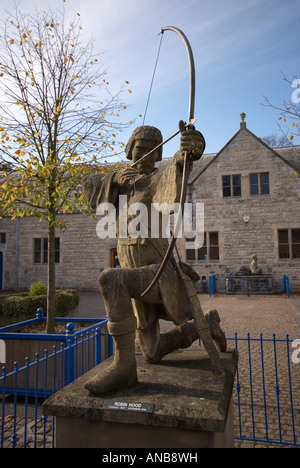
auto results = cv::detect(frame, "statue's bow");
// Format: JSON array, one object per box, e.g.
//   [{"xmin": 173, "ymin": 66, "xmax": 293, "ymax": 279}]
[{"xmin": 141, "ymin": 26, "xmax": 198, "ymax": 298}]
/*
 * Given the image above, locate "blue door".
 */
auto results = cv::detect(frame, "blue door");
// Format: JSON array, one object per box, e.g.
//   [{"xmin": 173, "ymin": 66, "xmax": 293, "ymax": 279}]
[{"xmin": 0, "ymin": 252, "xmax": 3, "ymax": 290}]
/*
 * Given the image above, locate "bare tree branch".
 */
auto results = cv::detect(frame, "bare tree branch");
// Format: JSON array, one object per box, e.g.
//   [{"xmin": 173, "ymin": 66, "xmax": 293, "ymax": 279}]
[{"xmin": 261, "ymin": 72, "xmax": 300, "ymax": 152}]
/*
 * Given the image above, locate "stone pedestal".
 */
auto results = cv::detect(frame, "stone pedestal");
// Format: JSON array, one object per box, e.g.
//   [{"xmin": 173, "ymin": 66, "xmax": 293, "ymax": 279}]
[{"xmin": 43, "ymin": 347, "xmax": 238, "ymax": 449}]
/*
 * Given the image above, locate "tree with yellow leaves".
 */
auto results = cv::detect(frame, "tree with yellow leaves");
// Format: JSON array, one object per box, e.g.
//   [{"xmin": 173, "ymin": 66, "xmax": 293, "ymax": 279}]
[{"xmin": 0, "ymin": 6, "xmax": 131, "ymax": 332}]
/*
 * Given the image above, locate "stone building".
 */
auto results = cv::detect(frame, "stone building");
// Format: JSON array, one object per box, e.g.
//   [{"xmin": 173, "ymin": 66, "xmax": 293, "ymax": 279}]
[
  {"xmin": 0, "ymin": 114, "xmax": 299, "ymax": 292},
  {"xmin": 182, "ymin": 114, "xmax": 300, "ymax": 292}
]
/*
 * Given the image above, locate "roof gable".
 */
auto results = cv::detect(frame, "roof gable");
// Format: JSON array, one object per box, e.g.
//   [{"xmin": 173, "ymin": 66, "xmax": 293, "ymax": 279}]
[{"xmin": 189, "ymin": 123, "xmax": 299, "ymax": 185}]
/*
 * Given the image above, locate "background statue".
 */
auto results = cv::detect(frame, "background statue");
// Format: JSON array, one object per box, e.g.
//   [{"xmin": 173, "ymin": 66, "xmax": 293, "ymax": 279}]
[
  {"xmin": 235, "ymin": 254, "xmax": 262, "ymax": 276},
  {"xmin": 82, "ymin": 123, "xmax": 226, "ymax": 395},
  {"xmin": 250, "ymin": 254, "xmax": 262, "ymax": 275}
]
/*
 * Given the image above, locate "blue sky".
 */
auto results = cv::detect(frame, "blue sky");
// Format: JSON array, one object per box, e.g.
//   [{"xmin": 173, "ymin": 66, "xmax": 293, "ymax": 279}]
[{"xmin": 1, "ymin": 0, "xmax": 299, "ymax": 158}]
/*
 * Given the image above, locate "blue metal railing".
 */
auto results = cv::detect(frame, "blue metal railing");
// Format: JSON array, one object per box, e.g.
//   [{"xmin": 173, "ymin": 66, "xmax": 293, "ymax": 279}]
[
  {"xmin": 229, "ymin": 332, "xmax": 300, "ymax": 447},
  {"xmin": 1, "ymin": 328, "xmax": 299, "ymax": 448},
  {"xmin": 209, "ymin": 274, "xmax": 290, "ymax": 296},
  {"xmin": 1, "ymin": 315, "xmax": 113, "ymax": 448},
  {"xmin": 0, "ymin": 309, "xmax": 112, "ymax": 397}
]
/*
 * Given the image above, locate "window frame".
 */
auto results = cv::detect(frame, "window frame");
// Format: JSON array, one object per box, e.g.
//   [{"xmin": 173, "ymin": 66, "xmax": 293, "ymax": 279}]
[
  {"xmin": 292, "ymin": 229, "xmax": 300, "ymax": 259},
  {"xmin": 209, "ymin": 231, "xmax": 219, "ymax": 261},
  {"xmin": 186, "ymin": 232, "xmax": 219, "ymax": 262},
  {"xmin": 33, "ymin": 237, "xmax": 60, "ymax": 264},
  {"xmin": 278, "ymin": 228, "xmax": 300, "ymax": 260},
  {"xmin": 250, "ymin": 172, "xmax": 270, "ymax": 196},
  {"xmin": 222, "ymin": 174, "xmax": 242, "ymax": 198}
]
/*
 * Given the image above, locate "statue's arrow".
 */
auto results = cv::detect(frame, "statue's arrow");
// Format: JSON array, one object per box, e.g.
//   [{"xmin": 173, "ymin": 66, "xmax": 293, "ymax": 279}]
[{"xmin": 131, "ymin": 118, "xmax": 197, "ymax": 168}]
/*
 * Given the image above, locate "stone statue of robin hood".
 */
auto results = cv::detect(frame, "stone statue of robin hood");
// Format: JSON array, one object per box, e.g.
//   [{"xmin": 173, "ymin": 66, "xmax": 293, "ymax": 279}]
[{"xmin": 82, "ymin": 123, "xmax": 226, "ymax": 395}]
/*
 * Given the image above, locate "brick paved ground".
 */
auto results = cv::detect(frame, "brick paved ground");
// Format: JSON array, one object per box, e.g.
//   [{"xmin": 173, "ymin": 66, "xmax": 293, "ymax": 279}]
[
  {"xmin": 0, "ymin": 413, "xmax": 53, "ymax": 448},
  {"xmin": 1, "ymin": 294, "xmax": 300, "ymax": 448},
  {"xmin": 200, "ymin": 294, "xmax": 300, "ymax": 449}
]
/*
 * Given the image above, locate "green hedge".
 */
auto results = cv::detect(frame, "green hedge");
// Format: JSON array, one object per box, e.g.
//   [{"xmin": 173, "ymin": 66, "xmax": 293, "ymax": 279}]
[{"xmin": 0, "ymin": 289, "xmax": 79, "ymax": 318}]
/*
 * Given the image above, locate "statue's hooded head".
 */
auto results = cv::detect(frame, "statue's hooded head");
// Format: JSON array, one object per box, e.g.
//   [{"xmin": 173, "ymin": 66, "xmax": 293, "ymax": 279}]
[{"xmin": 125, "ymin": 126, "xmax": 163, "ymax": 162}]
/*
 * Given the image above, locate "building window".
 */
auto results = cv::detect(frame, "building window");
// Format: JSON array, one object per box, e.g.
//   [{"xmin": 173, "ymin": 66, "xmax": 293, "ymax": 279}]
[
  {"xmin": 250, "ymin": 172, "xmax": 269, "ymax": 196},
  {"xmin": 292, "ymin": 229, "xmax": 300, "ymax": 258},
  {"xmin": 197, "ymin": 233, "xmax": 207, "ymax": 260},
  {"xmin": 186, "ymin": 232, "xmax": 219, "ymax": 261},
  {"xmin": 278, "ymin": 229, "xmax": 300, "ymax": 259},
  {"xmin": 0, "ymin": 233, "xmax": 6, "ymax": 244},
  {"xmin": 34, "ymin": 238, "xmax": 42, "ymax": 263},
  {"xmin": 222, "ymin": 175, "xmax": 241, "ymax": 198},
  {"xmin": 110, "ymin": 248, "xmax": 120, "ymax": 268},
  {"xmin": 209, "ymin": 232, "xmax": 219, "ymax": 260},
  {"xmin": 34, "ymin": 237, "xmax": 60, "ymax": 264}
]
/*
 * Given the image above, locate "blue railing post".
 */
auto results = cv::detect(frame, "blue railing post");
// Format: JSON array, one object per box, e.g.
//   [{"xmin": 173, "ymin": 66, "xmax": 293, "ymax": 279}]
[
  {"xmin": 1, "ymin": 366, "xmax": 7, "ymax": 448},
  {"xmin": 34, "ymin": 352, "xmax": 40, "ymax": 448},
  {"xmin": 95, "ymin": 327, "xmax": 101, "ymax": 365},
  {"xmin": 273, "ymin": 333, "xmax": 282, "ymax": 444},
  {"xmin": 11, "ymin": 361, "xmax": 19, "ymax": 448},
  {"xmin": 36, "ymin": 308, "xmax": 44, "ymax": 323},
  {"xmin": 246, "ymin": 276, "xmax": 250, "ymax": 297},
  {"xmin": 286, "ymin": 333, "xmax": 297, "ymax": 445},
  {"xmin": 65, "ymin": 322, "xmax": 75, "ymax": 385},
  {"xmin": 209, "ymin": 275, "xmax": 216, "ymax": 296},
  {"xmin": 234, "ymin": 332, "xmax": 242, "ymax": 440},
  {"xmin": 259, "ymin": 333, "xmax": 269, "ymax": 442},
  {"xmin": 284, "ymin": 275, "xmax": 290, "ymax": 297}
]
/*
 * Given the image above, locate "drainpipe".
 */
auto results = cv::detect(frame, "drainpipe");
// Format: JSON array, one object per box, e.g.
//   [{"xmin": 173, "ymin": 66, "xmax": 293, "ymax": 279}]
[{"xmin": 14, "ymin": 218, "xmax": 20, "ymax": 291}]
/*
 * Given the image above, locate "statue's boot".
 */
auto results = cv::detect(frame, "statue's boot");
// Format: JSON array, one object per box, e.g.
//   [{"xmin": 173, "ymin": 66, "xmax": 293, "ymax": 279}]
[
  {"xmin": 140, "ymin": 321, "xmax": 199, "ymax": 364},
  {"xmin": 139, "ymin": 309, "xmax": 226, "ymax": 364},
  {"xmin": 204, "ymin": 309, "xmax": 227, "ymax": 352},
  {"xmin": 84, "ymin": 330, "xmax": 137, "ymax": 395}
]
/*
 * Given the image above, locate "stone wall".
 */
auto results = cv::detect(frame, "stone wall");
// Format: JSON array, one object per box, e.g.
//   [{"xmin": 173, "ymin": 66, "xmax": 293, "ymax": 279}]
[{"xmin": 0, "ymin": 213, "xmax": 114, "ymax": 291}]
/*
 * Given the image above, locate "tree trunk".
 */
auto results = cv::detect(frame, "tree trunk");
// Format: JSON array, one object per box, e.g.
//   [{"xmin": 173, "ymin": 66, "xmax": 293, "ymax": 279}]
[{"xmin": 46, "ymin": 222, "xmax": 56, "ymax": 334}]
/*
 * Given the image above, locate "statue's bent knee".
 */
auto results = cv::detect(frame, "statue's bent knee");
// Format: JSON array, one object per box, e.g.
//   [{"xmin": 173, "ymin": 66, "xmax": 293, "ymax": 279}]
[{"xmin": 98, "ymin": 268, "xmax": 116, "ymax": 290}]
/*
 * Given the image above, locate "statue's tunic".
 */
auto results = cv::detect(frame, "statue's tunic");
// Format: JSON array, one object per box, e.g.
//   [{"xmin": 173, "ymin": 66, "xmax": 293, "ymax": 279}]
[{"xmin": 82, "ymin": 153, "xmax": 194, "ymax": 334}]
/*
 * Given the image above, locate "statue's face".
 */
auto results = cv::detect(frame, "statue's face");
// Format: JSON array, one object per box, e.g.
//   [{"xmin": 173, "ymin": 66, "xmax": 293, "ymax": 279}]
[{"xmin": 131, "ymin": 139, "xmax": 159, "ymax": 173}]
